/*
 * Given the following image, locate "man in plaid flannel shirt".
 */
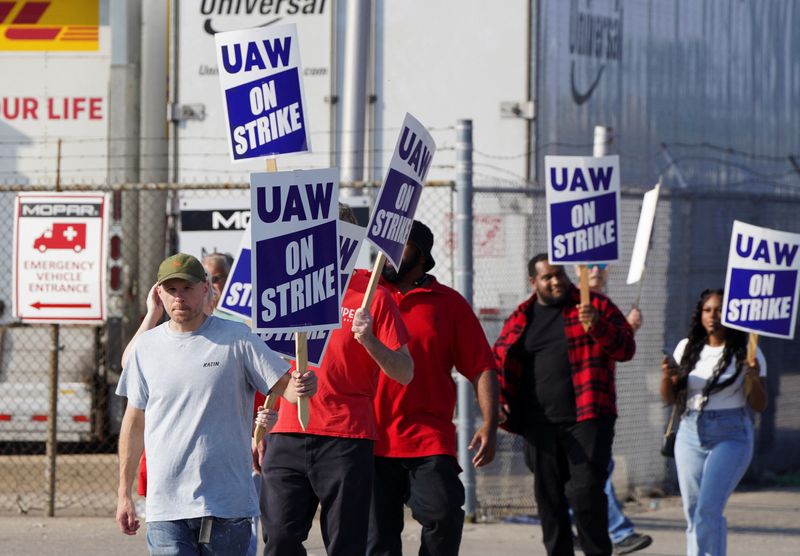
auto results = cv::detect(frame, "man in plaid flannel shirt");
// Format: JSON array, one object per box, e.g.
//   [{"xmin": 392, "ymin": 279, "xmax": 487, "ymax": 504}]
[{"xmin": 493, "ymin": 254, "xmax": 635, "ymax": 556}]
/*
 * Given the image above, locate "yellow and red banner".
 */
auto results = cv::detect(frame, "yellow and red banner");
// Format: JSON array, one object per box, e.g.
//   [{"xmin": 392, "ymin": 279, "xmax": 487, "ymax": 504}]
[{"xmin": 0, "ymin": 0, "xmax": 98, "ymax": 51}]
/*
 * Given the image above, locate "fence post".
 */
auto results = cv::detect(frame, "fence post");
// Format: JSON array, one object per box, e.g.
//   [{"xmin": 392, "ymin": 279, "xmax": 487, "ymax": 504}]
[
  {"xmin": 593, "ymin": 125, "xmax": 613, "ymax": 157},
  {"xmin": 44, "ymin": 140, "xmax": 63, "ymax": 518},
  {"xmin": 109, "ymin": 0, "xmax": 141, "ymax": 369},
  {"xmin": 340, "ymin": 0, "xmax": 371, "ymax": 189},
  {"xmin": 46, "ymin": 323, "xmax": 60, "ymax": 517},
  {"xmin": 455, "ymin": 119, "xmax": 476, "ymax": 520}
]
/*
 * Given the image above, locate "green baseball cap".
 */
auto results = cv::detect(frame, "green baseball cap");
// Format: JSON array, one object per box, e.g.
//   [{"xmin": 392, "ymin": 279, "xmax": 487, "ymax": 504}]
[{"xmin": 157, "ymin": 253, "xmax": 207, "ymax": 284}]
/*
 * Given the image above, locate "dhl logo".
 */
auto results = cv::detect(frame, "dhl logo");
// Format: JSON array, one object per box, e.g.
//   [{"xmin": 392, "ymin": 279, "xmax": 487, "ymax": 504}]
[{"xmin": 0, "ymin": 0, "xmax": 98, "ymax": 51}]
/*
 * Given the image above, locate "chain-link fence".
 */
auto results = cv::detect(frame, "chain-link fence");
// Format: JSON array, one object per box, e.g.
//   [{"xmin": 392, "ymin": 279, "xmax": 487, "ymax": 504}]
[
  {"xmin": 0, "ymin": 181, "xmax": 456, "ymax": 517},
  {"xmin": 1, "ymin": 179, "xmax": 800, "ymax": 518}
]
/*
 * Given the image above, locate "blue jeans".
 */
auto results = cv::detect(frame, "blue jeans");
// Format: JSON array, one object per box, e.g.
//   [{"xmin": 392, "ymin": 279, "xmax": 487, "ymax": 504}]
[
  {"xmin": 675, "ymin": 408, "xmax": 753, "ymax": 556},
  {"xmin": 606, "ymin": 459, "xmax": 636, "ymax": 543},
  {"xmin": 248, "ymin": 472, "xmax": 261, "ymax": 556},
  {"xmin": 146, "ymin": 516, "xmax": 252, "ymax": 555}
]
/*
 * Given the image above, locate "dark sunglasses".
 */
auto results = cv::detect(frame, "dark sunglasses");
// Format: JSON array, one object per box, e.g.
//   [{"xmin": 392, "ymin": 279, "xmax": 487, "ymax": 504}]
[{"xmin": 586, "ymin": 264, "xmax": 607, "ymax": 271}]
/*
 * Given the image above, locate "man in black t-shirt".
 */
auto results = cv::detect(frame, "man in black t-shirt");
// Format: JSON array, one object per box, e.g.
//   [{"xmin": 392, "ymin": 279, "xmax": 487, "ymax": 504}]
[{"xmin": 493, "ymin": 254, "xmax": 636, "ymax": 556}]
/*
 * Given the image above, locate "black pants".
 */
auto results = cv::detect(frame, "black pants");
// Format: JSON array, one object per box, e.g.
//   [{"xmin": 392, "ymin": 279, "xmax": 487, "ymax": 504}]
[
  {"xmin": 367, "ymin": 455, "xmax": 465, "ymax": 556},
  {"xmin": 261, "ymin": 433, "xmax": 374, "ymax": 556},
  {"xmin": 523, "ymin": 417, "xmax": 615, "ymax": 556}
]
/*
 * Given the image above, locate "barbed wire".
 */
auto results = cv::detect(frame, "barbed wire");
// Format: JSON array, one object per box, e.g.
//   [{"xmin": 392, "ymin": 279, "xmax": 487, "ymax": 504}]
[
  {"xmin": 1, "ymin": 133, "xmax": 798, "ymax": 190},
  {"xmin": 473, "ymin": 141, "xmax": 595, "ymax": 160},
  {"xmin": 663, "ymin": 141, "xmax": 792, "ymax": 163},
  {"xmin": 0, "ymin": 125, "xmax": 457, "ymax": 146},
  {"xmin": 666, "ymin": 156, "xmax": 799, "ymax": 180},
  {"xmin": 472, "ymin": 140, "xmax": 799, "ymax": 165}
]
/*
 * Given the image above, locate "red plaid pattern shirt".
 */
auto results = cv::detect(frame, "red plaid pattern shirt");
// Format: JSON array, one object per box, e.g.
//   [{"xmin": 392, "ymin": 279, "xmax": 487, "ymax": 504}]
[{"xmin": 493, "ymin": 286, "xmax": 635, "ymax": 433}]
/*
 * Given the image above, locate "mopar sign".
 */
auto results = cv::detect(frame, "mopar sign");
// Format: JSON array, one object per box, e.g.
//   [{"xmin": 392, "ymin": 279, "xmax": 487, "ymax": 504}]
[
  {"xmin": 181, "ymin": 209, "xmax": 251, "ymax": 231},
  {"xmin": 177, "ymin": 191, "xmax": 250, "ymax": 260},
  {"xmin": 20, "ymin": 203, "xmax": 101, "ymax": 217}
]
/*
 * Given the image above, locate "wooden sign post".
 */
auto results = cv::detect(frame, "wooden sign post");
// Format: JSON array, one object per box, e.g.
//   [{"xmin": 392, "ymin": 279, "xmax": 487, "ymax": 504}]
[
  {"xmin": 579, "ymin": 264, "xmax": 590, "ymax": 331},
  {"xmin": 359, "ymin": 252, "xmax": 387, "ymax": 312}
]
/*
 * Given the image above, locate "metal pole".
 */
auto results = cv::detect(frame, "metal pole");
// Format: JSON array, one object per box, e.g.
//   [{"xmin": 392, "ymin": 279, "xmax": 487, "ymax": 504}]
[
  {"xmin": 46, "ymin": 324, "xmax": 60, "ymax": 517},
  {"xmin": 139, "ymin": 0, "xmax": 169, "ymax": 303},
  {"xmin": 109, "ymin": 0, "xmax": 142, "ymax": 351},
  {"xmin": 46, "ymin": 138, "xmax": 63, "ymax": 517},
  {"xmin": 169, "ymin": 0, "xmax": 179, "ymax": 185},
  {"xmin": 340, "ymin": 0, "xmax": 372, "ymax": 189},
  {"xmin": 455, "ymin": 119, "xmax": 476, "ymax": 520}
]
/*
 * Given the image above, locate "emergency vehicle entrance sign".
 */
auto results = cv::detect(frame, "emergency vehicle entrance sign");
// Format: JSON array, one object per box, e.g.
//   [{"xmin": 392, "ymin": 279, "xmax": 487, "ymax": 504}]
[{"xmin": 12, "ymin": 193, "xmax": 108, "ymax": 323}]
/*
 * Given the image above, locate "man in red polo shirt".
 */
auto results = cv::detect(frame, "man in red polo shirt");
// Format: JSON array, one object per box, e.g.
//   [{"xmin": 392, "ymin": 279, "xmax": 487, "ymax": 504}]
[
  {"xmin": 259, "ymin": 208, "xmax": 413, "ymax": 556},
  {"xmin": 368, "ymin": 220, "xmax": 499, "ymax": 556}
]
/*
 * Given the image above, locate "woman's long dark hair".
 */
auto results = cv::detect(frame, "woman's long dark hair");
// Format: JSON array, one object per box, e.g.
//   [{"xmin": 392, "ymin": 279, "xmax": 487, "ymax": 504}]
[{"xmin": 678, "ymin": 289, "xmax": 747, "ymax": 404}]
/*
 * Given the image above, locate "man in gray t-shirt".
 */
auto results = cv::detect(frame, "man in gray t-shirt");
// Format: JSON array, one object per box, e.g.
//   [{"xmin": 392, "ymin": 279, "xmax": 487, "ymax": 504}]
[{"xmin": 115, "ymin": 253, "xmax": 317, "ymax": 554}]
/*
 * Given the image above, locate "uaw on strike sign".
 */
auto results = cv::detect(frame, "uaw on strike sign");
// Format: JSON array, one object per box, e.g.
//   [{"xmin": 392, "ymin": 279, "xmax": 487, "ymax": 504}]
[
  {"xmin": 217, "ymin": 220, "xmax": 365, "ymax": 365},
  {"xmin": 723, "ymin": 221, "xmax": 800, "ymax": 339},
  {"xmin": 215, "ymin": 23, "xmax": 310, "ymax": 162},
  {"xmin": 12, "ymin": 193, "xmax": 108, "ymax": 323},
  {"xmin": 545, "ymin": 155, "xmax": 621, "ymax": 264},
  {"xmin": 250, "ymin": 168, "xmax": 340, "ymax": 333},
  {"xmin": 366, "ymin": 113, "xmax": 436, "ymax": 268}
]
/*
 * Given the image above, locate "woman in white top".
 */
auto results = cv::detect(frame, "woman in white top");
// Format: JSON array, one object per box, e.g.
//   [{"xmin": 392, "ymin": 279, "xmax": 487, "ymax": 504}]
[{"xmin": 661, "ymin": 289, "xmax": 767, "ymax": 556}]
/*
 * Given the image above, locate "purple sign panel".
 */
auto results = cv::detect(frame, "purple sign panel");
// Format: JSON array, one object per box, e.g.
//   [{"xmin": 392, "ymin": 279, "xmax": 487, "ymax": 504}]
[
  {"xmin": 549, "ymin": 191, "xmax": 618, "ymax": 262},
  {"xmin": 218, "ymin": 237, "xmax": 253, "ymax": 322},
  {"xmin": 217, "ymin": 221, "xmax": 365, "ymax": 365},
  {"xmin": 261, "ymin": 222, "xmax": 364, "ymax": 364},
  {"xmin": 365, "ymin": 113, "xmax": 436, "ymax": 269}
]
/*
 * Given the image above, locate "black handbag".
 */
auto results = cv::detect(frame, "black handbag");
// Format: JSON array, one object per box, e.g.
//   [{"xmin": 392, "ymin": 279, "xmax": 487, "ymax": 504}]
[{"xmin": 661, "ymin": 404, "xmax": 679, "ymax": 458}]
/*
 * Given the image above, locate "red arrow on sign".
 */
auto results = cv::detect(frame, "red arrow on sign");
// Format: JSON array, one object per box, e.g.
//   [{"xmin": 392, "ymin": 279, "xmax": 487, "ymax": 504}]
[{"xmin": 30, "ymin": 302, "xmax": 92, "ymax": 310}]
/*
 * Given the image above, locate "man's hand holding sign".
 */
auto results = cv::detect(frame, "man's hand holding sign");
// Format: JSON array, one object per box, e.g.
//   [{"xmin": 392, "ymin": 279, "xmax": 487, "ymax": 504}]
[
  {"xmin": 362, "ymin": 113, "xmax": 436, "ymax": 312},
  {"xmin": 545, "ymin": 155, "xmax": 621, "ymax": 330},
  {"xmin": 219, "ymin": 218, "xmax": 368, "ymax": 445},
  {"xmin": 722, "ymin": 221, "xmax": 800, "ymax": 411}
]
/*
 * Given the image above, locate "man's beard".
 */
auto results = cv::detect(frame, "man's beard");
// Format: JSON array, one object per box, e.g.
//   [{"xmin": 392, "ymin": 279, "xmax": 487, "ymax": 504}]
[
  {"xmin": 382, "ymin": 250, "xmax": 421, "ymax": 283},
  {"xmin": 538, "ymin": 287, "xmax": 568, "ymax": 306}
]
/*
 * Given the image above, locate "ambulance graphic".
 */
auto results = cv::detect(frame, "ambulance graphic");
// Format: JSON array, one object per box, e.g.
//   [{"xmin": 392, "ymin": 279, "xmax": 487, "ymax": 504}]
[{"xmin": 33, "ymin": 222, "xmax": 86, "ymax": 252}]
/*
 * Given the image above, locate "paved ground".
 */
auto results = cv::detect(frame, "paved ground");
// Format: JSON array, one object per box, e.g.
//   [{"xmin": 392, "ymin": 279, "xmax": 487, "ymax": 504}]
[{"xmin": 0, "ymin": 486, "xmax": 798, "ymax": 555}]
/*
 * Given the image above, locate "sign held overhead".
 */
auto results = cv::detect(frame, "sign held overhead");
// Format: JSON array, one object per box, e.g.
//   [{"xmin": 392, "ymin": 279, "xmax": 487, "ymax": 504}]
[
  {"xmin": 545, "ymin": 155, "xmax": 621, "ymax": 264},
  {"xmin": 214, "ymin": 23, "xmax": 310, "ymax": 162},
  {"xmin": 218, "ymin": 221, "xmax": 364, "ymax": 366},
  {"xmin": 365, "ymin": 113, "xmax": 436, "ymax": 270}
]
